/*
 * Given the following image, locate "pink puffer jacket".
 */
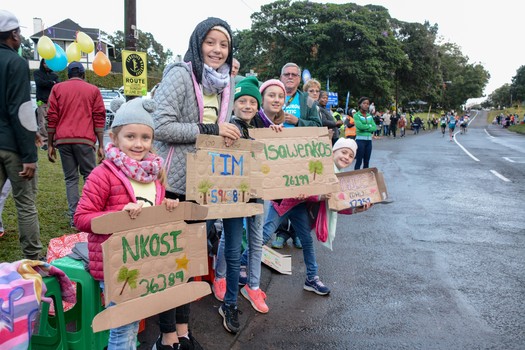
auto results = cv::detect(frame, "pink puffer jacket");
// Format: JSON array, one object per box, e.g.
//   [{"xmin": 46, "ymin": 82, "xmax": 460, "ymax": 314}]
[{"xmin": 74, "ymin": 160, "xmax": 165, "ymax": 281}]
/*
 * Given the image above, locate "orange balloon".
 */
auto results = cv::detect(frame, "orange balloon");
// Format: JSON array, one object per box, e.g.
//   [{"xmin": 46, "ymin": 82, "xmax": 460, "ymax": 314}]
[{"xmin": 93, "ymin": 51, "xmax": 112, "ymax": 77}]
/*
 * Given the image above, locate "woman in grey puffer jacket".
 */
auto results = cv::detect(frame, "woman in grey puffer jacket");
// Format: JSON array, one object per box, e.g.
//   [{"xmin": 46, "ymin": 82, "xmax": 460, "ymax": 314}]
[
  {"xmin": 151, "ymin": 17, "xmax": 241, "ymax": 349},
  {"xmin": 153, "ymin": 17, "xmax": 240, "ymax": 196}
]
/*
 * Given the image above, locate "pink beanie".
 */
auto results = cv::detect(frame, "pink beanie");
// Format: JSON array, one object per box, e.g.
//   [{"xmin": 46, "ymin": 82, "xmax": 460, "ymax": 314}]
[{"xmin": 259, "ymin": 79, "xmax": 286, "ymax": 95}]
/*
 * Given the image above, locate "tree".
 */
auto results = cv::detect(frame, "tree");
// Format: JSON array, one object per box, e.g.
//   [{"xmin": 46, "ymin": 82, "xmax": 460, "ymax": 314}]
[
  {"xmin": 308, "ymin": 160, "xmax": 324, "ymax": 181},
  {"xmin": 488, "ymin": 84, "xmax": 512, "ymax": 109},
  {"xmin": 239, "ymin": 181, "xmax": 249, "ymax": 202},
  {"xmin": 435, "ymin": 43, "xmax": 489, "ymax": 110},
  {"xmin": 511, "ymin": 65, "xmax": 525, "ymax": 103},
  {"xmin": 394, "ymin": 21, "xmax": 440, "ymax": 107},
  {"xmin": 234, "ymin": 0, "xmax": 489, "ymax": 112},
  {"xmin": 117, "ymin": 266, "xmax": 139, "ymax": 295},
  {"xmin": 20, "ymin": 35, "xmax": 34, "ymax": 60},
  {"xmin": 197, "ymin": 180, "xmax": 213, "ymax": 205}
]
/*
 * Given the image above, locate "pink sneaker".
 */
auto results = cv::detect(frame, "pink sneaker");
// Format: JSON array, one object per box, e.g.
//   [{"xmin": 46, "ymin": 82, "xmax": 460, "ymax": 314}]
[
  {"xmin": 241, "ymin": 285, "xmax": 269, "ymax": 313},
  {"xmin": 212, "ymin": 277, "xmax": 226, "ymax": 301}
]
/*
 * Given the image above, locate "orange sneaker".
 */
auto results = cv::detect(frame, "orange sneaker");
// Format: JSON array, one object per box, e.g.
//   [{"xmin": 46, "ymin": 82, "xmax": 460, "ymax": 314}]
[
  {"xmin": 241, "ymin": 285, "xmax": 269, "ymax": 313},
  {"xmin": 212, "ymin": 277, "xmax": 226, "ymax": 301}
]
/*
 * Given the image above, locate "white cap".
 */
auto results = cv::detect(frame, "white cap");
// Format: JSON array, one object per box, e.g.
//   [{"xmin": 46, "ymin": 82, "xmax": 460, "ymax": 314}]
[{"xmin": 0, "ymin": 10, "xmax": 20, "ymax": 32}]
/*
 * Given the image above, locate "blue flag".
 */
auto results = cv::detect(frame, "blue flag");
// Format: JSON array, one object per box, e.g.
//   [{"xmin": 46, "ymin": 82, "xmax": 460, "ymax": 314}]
[{"xmin": 345, "ymin": 91, "xmax": 350, "ymax": 114}]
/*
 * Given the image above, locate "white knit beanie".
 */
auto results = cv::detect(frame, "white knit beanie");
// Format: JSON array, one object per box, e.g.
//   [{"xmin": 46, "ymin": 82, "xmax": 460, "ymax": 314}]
[{"xmin": 333, "ymin": 138, "xmax": 358, "ymax": 155}]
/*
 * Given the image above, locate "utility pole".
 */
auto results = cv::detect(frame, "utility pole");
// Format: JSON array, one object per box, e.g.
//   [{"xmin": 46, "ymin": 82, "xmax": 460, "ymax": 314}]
[
  {"xmin": 124, "ymin": 0, "xmax": 137, "ymax": 101},
  {"xmin": 124, "ymin": 0, "xmax": 137, "ymax": 51}
]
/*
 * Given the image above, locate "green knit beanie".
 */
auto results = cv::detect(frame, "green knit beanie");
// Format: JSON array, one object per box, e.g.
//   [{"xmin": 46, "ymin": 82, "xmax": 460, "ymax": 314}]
[{"xmin": 234, "ymin": 76, "xmax": 262, "ymax": 108}]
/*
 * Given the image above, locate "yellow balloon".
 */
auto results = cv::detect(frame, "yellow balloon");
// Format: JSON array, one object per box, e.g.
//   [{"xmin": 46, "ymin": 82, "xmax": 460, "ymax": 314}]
[
  {"xmin": 37, "ymin": 36, "xmax": 56, "ymax": 60},
  {"xmin": 66, "ymin": 42, "xmax": 81, "ymax": 63},
  {"xmin": 77, "ymin": 32, "xmax": 94, "ymax": 53},
  {"xmin": 93, "ymin": 51, "xmax": 112, "ymax": 77}
]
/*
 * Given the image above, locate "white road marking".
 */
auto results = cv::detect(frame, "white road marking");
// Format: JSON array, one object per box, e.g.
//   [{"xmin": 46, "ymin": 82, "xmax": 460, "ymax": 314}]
[
  {"xmin": 484, "ymin": 129, "xmax": 495, "ymax": 138},
  {"xmin": 503, "ymin": 157, "xmax": 516, "ymax": 163},
  {"xmin": 453, "ymin": 131, "xmax": 480, "ymax": 162},
  {"xmin": 490, "ymin": 170, "xmax": 511, "ymax": 182}
]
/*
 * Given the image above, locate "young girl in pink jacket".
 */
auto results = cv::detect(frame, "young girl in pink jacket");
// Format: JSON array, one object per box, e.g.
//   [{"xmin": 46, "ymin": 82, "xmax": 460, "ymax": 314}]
[{"xmin": 74, "ymin": 98, "xmax": 178, "ymax": 350}]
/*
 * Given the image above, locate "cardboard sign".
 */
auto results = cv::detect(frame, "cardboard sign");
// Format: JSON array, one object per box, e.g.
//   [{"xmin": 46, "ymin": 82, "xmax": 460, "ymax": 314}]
[
  {"xmin": 249, "ymin": 127, "xmax": 340, "ymax": 200},
  {"xmin": 261, "ymin": 245, "xmax": 291, "ymax": 275},
  {"xmin": 186, "ymin": 135, "xmax": 264, "ymax": 219},
  {"xmin": 90, "ymin": 203, "xmax": 210, "ymax": 331},
  {"xmin": 328, "ymin": 167, "xmax": 388, "ymax": 211}
]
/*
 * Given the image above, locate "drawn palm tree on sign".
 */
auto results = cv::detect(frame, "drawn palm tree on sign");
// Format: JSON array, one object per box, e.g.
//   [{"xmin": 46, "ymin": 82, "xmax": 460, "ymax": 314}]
[
  {"xmin": 239, "ymin": 181, "xmax": 249, "ymax": 202},
  {"xmin": 197, "ymin": 180, "xmax": 213, "ymax": 204},
  {"xmin": 308, "ymin": 160, "xmax": 324, "ymax": 181},
  {"xmin": 118, "ymin": 266, "xmax": 139, "ymax": 295}
]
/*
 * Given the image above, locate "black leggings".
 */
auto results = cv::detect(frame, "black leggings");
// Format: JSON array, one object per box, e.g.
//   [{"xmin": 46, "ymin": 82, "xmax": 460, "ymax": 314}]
[{"xmin": 158, "ymin": 191, "xmax": 192, "ymax": 332}]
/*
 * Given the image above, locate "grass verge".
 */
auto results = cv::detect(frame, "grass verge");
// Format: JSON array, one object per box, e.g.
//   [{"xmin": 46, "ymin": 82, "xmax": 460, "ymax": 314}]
[{"xmin": 1, "ymin": 149, "xmax": 78, "ymax": 262}]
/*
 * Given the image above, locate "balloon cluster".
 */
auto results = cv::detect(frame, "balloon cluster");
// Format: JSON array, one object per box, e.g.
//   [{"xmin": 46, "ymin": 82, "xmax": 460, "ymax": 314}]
[{"xmin": 36, "ymin": 31, "xmax": 111, "ymax": 76}]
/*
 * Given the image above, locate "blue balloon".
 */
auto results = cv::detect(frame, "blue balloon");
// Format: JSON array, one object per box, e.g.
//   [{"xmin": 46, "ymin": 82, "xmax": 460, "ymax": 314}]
[
  {"xmin": 302, "ymin": 69, "xmax": 311, "ymax": 84},
  {"xmin": 45, "ymin": 44, "xmax": 68, "ymax": 72}
]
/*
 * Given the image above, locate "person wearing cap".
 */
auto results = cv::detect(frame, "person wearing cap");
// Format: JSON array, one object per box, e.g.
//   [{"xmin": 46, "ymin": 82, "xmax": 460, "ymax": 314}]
[
  {"xmin": 74, "ymin": 98, "xmax": 180, "ymax": 350},
  {"xmin": 46, "ymin": 61, "xmax": 106, "ymax": 228},
  {"xmin": 0, "ymin": 10, "xmax": 43, "ymax": 259},
  {"xmin": 354, "ymin": 96, "xmax": 377, "ymax": 170},
  {"xmin": 152, "ymin": 17, "xmax": 240, "ymax": 349}
]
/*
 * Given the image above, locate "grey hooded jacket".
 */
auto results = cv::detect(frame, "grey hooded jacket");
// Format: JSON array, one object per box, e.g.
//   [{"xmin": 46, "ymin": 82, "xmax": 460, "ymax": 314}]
[{"xmin": 153, "ymin": 62, "xmax": 234, "ymax": 194}]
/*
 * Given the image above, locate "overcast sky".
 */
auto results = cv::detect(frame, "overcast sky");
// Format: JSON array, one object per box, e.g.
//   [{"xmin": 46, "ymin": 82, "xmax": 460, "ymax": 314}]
[{"xmin": 3, "ymin": 0, "xmax": 521, "ymax": 97}]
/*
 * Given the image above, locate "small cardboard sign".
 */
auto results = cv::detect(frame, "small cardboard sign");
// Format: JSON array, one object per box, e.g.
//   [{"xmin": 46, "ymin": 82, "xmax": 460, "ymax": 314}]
[
  {"xmin": 261, "ymin": 245, "xmax": 292, "ymax": 275},
  {"xmin": 249, "ymin": 127, "xmax": 340, "ymax": 200},
  {"xmin": 328, "ymin": 167, "xmax": 388, "ymax": 211},
  {"xmin": 90, "ymin": 203, "xmax": 210, "ymax": 331},
  {"xmin": 186, "ymin": 135, "xmax": 264, "ymax": 219}
]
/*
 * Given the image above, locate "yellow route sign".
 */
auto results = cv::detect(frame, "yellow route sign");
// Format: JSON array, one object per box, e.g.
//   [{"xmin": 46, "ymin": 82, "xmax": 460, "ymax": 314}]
[{"xmin": 122, "ymin": 50, "xmax": 148, "ymax": 96}]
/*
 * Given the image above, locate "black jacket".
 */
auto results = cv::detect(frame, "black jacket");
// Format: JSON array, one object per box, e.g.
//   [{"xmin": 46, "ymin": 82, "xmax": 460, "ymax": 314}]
[
  {"xmin": 34, "ymin": 59, "xmax": 59, "ymax": 103},
  {"xmin": 0, "ymin": 43, "xmax": 38, "ymax": 163},
  {"xmin": 319, "ymin": 106, "xmax": 340, "ymax": 140}
]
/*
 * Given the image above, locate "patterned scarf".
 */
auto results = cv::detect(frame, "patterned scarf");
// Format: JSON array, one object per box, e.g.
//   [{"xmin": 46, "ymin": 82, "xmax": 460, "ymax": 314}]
[
  {"xmin": 105, "ymin": 143, "xmax": 163, "ymax": 183},
  {"xmin": 202, "ymin": 63, "xmax": 230, "ymax": 95}
]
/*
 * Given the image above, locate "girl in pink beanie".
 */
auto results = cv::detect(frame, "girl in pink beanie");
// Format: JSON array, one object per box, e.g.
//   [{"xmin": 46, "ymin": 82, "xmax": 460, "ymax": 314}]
[{"xmin": 257, "ymin": 79, "xmax": 286, "ymax": 126}]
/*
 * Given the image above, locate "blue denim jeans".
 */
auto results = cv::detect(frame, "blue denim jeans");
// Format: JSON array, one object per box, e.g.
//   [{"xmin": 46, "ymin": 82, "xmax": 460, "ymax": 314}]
[
  {"xmin": 354, "ymin": 139, "xmax": 372, "ymax": 170},
  {"xmin": 222, "ymin": 217, "xmax": 244, "ymax": 306},
  {"xmin": 100, "ymin": 282, "xmax": 139, "ymax": 350},
  {"xmin": 216, "ymin": 211, "xmax": 264, "ymax": 288},
  {"xmin": 262, "ymin": 202, "xmax": 318, "ymax": 279}
]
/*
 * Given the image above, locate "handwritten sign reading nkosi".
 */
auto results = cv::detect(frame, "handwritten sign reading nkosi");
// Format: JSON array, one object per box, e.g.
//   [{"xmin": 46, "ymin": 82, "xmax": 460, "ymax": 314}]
[
  {"xmin": 89, "ymin": 204, "xmax": 211, "ymax": 332},
  {"xmin": 249, "ymin": 127, "xmax": 340, "ymax": 200},
  {"xmin": 186, "ymin": 135, "xmax": 264, "ymax": 219},
  {"xmin": 101, "ymin": 220, "xmax": 207, "ymax": 306}
]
